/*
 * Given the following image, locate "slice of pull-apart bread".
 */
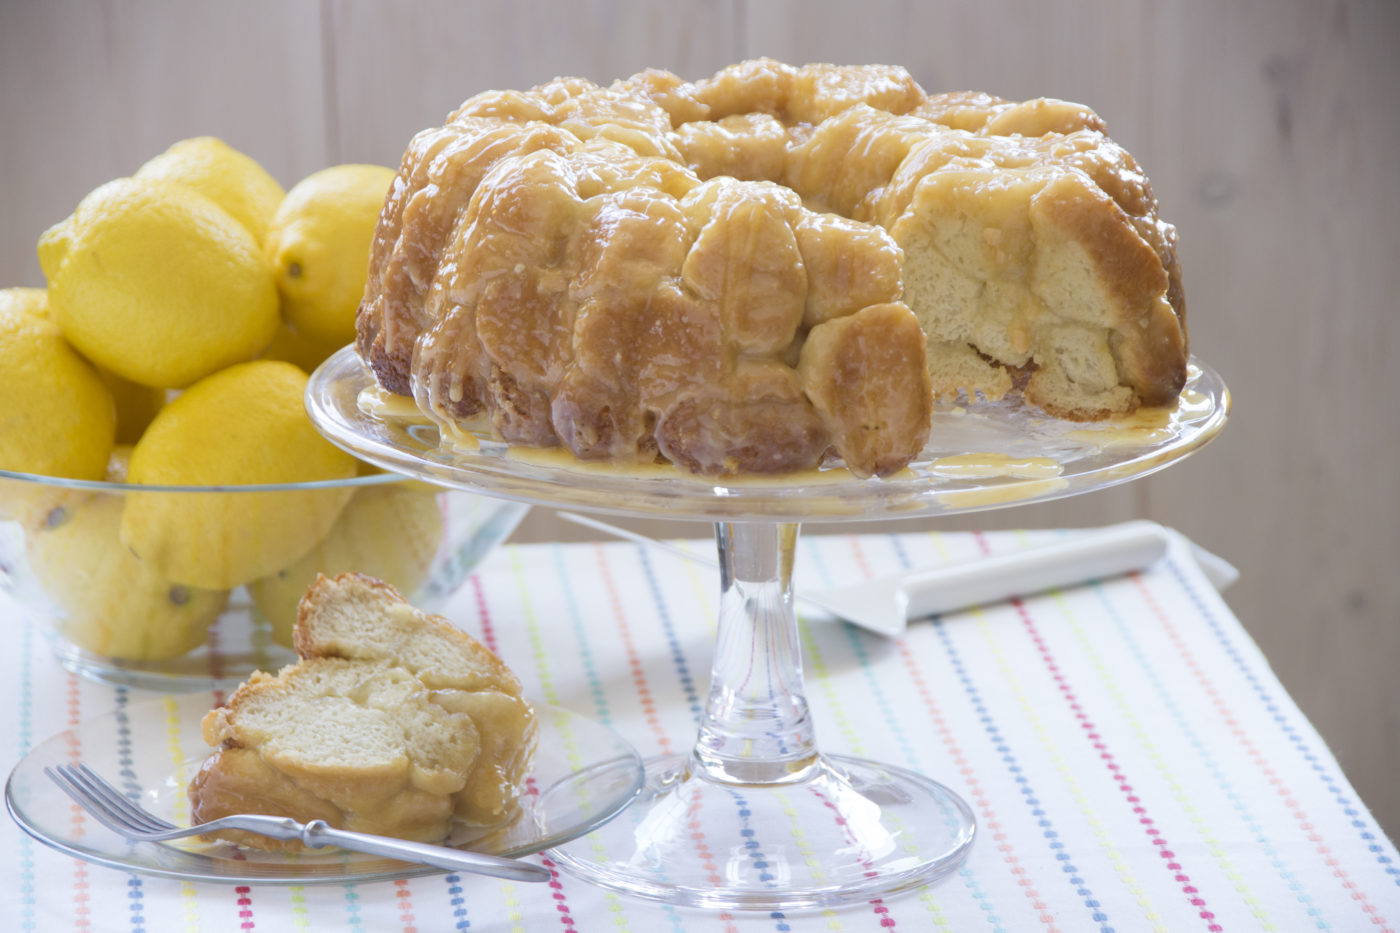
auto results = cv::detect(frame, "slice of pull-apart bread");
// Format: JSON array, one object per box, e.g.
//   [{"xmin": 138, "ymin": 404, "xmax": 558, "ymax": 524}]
[{"xmin": 189, "ymin": 573, "xmax": 536, "ymax": 851}]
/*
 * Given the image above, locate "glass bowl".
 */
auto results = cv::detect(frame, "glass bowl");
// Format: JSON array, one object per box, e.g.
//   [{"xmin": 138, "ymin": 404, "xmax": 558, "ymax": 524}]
[{"xmin": 0, "ymin": 467, "xmax": 528, "ymax": 690}]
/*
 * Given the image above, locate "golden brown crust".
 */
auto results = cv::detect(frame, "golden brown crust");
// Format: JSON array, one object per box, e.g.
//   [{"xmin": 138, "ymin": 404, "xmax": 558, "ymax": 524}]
[
  {"xmin": 188, "ymin": 748, "xmax": 353, "ymax": 853},
  {"xmin": 1025, "ymin": 173, "xmax": 1187, "ymax": 410},
  {"xmin": 798, "ymin": 303, "xmax": 933, "ymax": 476},
  {"xmin": 355, "ymin": 60, "xmax": 1188, "ymax": 472}
]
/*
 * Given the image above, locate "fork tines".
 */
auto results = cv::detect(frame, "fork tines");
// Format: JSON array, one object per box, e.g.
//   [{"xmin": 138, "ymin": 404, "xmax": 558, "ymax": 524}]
[{"xmin": 45, "ymin": 763, "xmax": 177, "ymax": 838}]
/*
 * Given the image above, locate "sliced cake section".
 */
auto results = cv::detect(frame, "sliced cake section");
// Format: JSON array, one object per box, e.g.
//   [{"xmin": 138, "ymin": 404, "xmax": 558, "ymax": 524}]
[{"xmin": 190, "ymin": 572, "xmax": 536, "ymax": 850}]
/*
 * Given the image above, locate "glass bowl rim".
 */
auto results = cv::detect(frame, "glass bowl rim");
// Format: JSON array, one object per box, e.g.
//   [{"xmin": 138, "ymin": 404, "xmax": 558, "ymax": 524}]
[{"xmin": 0, "ymin": 466, "xmax": 416, "ymax": 495}]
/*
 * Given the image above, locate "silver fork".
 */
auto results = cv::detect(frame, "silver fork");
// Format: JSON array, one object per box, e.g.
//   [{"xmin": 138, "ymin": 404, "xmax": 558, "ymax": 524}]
[{"xmin": 45, "ymin": 763, "xmax": 550, "ymax": 882}]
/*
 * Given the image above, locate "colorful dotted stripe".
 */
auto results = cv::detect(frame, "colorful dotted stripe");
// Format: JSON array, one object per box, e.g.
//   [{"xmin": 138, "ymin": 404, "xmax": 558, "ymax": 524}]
[
  {"xmin": 112, "ymin": 688, "xmax": 148, "ymax": 933},
  {"xmin": 591, "ymin": 545, "xmax": 715, "ymax": 929},
  {"xmin": 971, "ymin": 602, "xmax": 1165, "ymax": 931},
  {"xmin": 507, "ymin": 553, "xmax": 603, "ymax": 933},
  {"xmin": 834, "ymin": 534, "xmax": 1026, "ymax": 933},
  {"xmin": 669, "ymin": 551, "xmax": 744, "ymax": 933},
  {"xmin": 159, "ymin": 694, "xmax": 201, "ymax": 931},
  {"xmin": 885, "ymin": 617, "xmax": 1007, "ymax": 930},
  {"xmin": 64, "ymin": 672, "xmax": 91, "ymax": 931},
  {"xmin": 392, "ymin": 878, "xmax": 416, "ymax": 933},
  {"xmin": 549, "ymin": 546, "xmax": 611, "ymax": 725},
  {"xmin": 1006, "ymin": 592, "xmax": 1222, "ymax": 931},
  {"xmin": 634, "ymin": 548, "xmax": 704, "ymax": 728},
  {"xmin": 629, "ymin": 544, "xmax": 780, "ymax": 930},
  {"xmin": 341, "ymin": 883, "xmax": 364, "ymax": 932},
  {"xmin": 804, "ymin": 779, "xmax": 898, "ymax": 929},
  {"xmin": 1144, "ymin": 565, "xmax": 1396, "ymax": 930},
  {"xmin": 938, "ymin": 609, "xmax": 1119, "ymax": 932},
  {"xmin": 15, "ymin": 606, "xmax": 36, "ymax": 933},
  {"xmin": 812, "ymin": 603, "xmax": 959, "ymax": 932},
  {"xmin": 287, "ymin": 883, "xmax": 310, "ymax": 930},
  {"xmin": 442, "ymin": 873, "xmax": 470, "ymax": 931},
  {"xmin": 591, "ymin": 545, "xmax": 672, "ymax": 756},
  {"xmin": 794, "ymin": 611, "xmax": 904, "ymax": 931},
  {"xmin": 1051, "ymin": 581, "xmax": 1267, "ymax": 925},
  {"xmin": 471, "ymin": 565, "xmax": 580, "ymax": 931},
  {"xmin": 800, "ymin": 540, "xmax": 976, "ymax": 932},
  {"xmin": 499, "ymin": 881, "xmax": 523, "ymax": 932},
  {"xmin": 1091, "ymin": 578, "xmax": 1318, "ymax": 929},
  {"xmin": 233, "ymin": 883, "xmax": 255, "ymax": 931},
  {"xmin": 548, "ymin": 544, "xmax": 677, "ymax": 933},
  {"xmin": 1167, "ymin": 561, "xmax": 1400, "ymax": 890},
  {"xmin": 927, "ymin": 616, "xmax": 1075, "ymax": 933}
]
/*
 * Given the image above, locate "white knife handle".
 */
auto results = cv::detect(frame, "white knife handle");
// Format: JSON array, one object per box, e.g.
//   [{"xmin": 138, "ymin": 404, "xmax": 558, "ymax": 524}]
[{"xmin": 899, "ymin": 520, "xmax": 1169, "ymax": 620}]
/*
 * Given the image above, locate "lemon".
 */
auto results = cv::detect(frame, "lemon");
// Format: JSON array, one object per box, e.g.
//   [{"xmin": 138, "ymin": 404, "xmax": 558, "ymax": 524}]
[
  {"xmin": 121, "ymin": 360, "xmax": 358, "ymax": 588},
  {"xmin": 265, "ymin": 164, "xmax": 396, "ymax": 346},
  {"xmin": 248, "ymin": 482, "xmax": 444, "ymax": 647},
  {"xmin": 27, "ymin": 494, "xmax": 228, "ymax": 661},
  {"xmin": 134, "ymin": 136, "xmax": 285, "ymax": 246},
  {"xmin": 0, "ymin": 286, "xmax": 50, "ymax": 319},
  {"xmin": 0, "ymin": 304, "xmax": 115, "ymax": 480},
  {"xmin": 39, "ymin": 176, "xmax": 280, "ymax": 389},
  {"xmin": 0, "ymin": 287, "xmax": 164, "ymax": 442}
]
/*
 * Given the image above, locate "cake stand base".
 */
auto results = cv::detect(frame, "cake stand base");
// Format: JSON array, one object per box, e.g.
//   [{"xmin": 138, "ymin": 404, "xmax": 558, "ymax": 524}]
[{"xmin": 545, "ymin": 751, "xmax": 974, "ymax": 911}]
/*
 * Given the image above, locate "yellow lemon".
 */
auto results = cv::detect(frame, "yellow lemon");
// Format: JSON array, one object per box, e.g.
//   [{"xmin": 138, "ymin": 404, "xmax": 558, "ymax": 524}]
[
  {"xmin": 0, "ymin": 287, "xmax": 163, "ymax": 442},
  {"xmin": 264, "ymin": 164, "xmax": 396, "ymax": 346},
  {"xmin": 0, "ymin": 286, "xmax": 50, "ymax": 319},
  {"xmin": 27, "ymin": 493, "xmax": 228, "ymax": 661},
  {"xmin": 0, "ymin": 304, "xmax": 115, "ymax": 480},
  {"xmin": 39, "ymin": 176, "xmax": 280, "ymax": 389},
  {"xmin": 248, "ymin": 482, "xmax": 444, "ymax": 647},
  {"xmin": 134, "ymin": 136, "xmax": 285, "ymax": 246},
  {"xmin": 121, "ymin": 360, "xmax": 358, "ymax": 589}
]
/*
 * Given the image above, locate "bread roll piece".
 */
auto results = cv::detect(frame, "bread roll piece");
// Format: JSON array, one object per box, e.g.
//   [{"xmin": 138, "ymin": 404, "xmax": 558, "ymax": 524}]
[{"xmin": 190, "ymin": 572, "xmax": 536, "ymax": 851}]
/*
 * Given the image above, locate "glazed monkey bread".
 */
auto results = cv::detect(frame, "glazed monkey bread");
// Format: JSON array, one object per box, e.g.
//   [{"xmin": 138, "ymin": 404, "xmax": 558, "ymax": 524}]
[
  {"xmin": 189, "ymin": 573, "xmax": 536, "ymax": 850},
  {"xmin": 356, "ymin": 59, "xmax": 1188, "ymax": 478}
]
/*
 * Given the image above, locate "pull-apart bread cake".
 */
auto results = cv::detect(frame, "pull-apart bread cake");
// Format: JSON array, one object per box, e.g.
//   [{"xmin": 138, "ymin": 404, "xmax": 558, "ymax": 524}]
[
  {"xmin": 189, "ymin": 573, "xmax": 536, "ymax": 851},
  {"xmin": 356, "ymin": 59, "xmax": 1187, "ymax": 479}
]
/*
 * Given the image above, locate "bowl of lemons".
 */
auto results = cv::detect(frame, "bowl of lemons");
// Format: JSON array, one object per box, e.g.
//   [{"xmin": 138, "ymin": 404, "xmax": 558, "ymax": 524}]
[{"xmin": 0, "ymin": 140, "xmax": 528, "ymax": 689}]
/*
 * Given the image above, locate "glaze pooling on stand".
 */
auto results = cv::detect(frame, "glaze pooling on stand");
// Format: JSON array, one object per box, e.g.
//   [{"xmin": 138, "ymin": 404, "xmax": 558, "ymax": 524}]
[
  {"xmin": 932, "ymin": 452, "xmax": 1062, "ymax": 479},
  {"xmin": 322, "ymin": 350, "xmax": 1227, "ymax": 524}
]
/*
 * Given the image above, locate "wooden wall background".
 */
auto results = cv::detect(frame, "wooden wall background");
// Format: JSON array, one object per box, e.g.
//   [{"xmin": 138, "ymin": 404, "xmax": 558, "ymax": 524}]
[{"xmin": 2, "ymin": 0, "xmax": 1397, "ymax": 839}]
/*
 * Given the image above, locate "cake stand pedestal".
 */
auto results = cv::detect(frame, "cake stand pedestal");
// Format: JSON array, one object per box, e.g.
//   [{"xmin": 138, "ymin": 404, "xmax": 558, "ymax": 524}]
[
  {"xmin": 307, "ymin": 347, "xmax": 1228, "ymax": 910},
  {"xmin": 544, "ymin": 517, "xmax": 976, "ymax": 909}
]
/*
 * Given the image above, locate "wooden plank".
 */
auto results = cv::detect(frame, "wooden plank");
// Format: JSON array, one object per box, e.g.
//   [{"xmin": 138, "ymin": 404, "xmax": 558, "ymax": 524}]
[
  {"xmin": 324, "ymin": 0, "xmax": 743, "ymax": 167},
  {"xmin": 0, "ymin": 0, "xmax": 327, "ymax": 288}
]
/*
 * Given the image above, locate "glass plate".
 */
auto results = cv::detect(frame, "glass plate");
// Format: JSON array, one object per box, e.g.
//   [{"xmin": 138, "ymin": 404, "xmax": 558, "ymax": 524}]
[
  {"xmin": 5, "ymin": 692, "xmax": 643, "ymax": 885},
  {"xmin": 307, "ymin": 347, "xmax": 1230, "ymax": 523}
]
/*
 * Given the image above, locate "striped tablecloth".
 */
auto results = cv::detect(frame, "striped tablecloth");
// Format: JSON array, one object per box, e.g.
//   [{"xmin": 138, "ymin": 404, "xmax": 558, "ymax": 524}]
[{"xmin": 3, "ymin": 529, "xmax": 1397, "ymax": 931}]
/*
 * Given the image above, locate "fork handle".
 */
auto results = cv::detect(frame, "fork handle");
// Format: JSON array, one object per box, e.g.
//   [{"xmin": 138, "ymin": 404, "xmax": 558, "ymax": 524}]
[{"xmin": 297, "ymin": 821, "xmax": 551, "ymax": 882}]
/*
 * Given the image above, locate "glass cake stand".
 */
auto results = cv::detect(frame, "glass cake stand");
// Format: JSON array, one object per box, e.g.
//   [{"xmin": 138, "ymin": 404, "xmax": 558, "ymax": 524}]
[{"xmin": 307, "ymin": 347, "xmax": 1229, "ymax": 910}]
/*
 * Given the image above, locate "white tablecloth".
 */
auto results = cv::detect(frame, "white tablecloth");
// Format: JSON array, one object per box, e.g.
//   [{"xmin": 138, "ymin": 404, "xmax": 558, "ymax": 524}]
[{"xmin": 4, "ymin": 529, "xmax": 1397, "ymax": 931}]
